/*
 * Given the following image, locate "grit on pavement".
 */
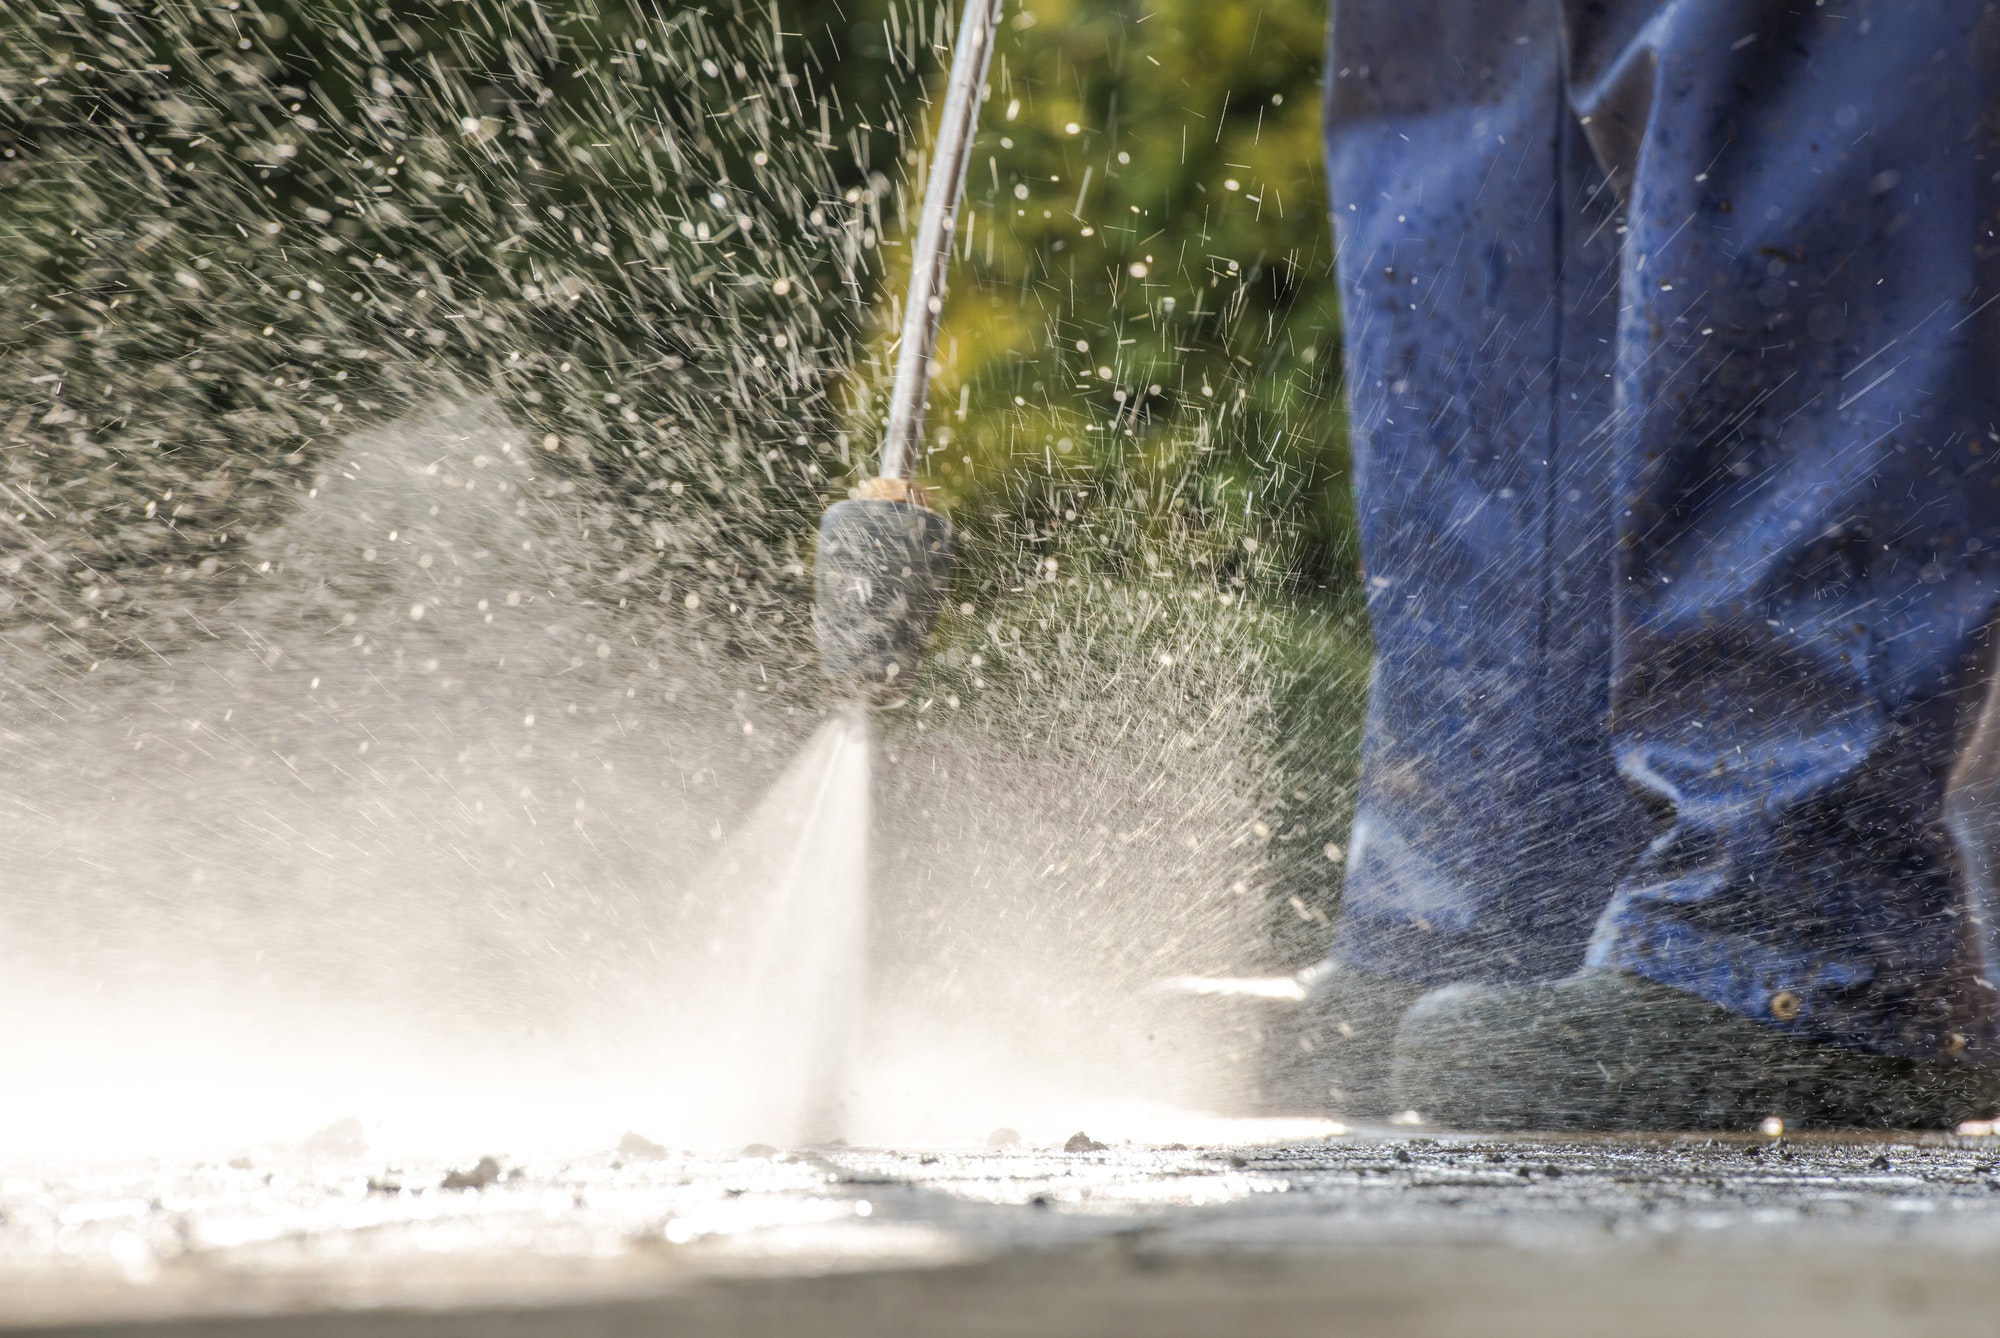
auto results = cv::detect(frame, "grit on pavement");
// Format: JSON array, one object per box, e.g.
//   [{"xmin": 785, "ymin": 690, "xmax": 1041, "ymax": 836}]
[{"xmin": 10, "ymin": 1120, "xmax": 2000, "ymax": 1336}]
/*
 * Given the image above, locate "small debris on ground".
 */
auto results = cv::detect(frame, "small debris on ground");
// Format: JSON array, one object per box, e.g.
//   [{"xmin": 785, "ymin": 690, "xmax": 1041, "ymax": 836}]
[{"xmin": 440, "ymin": 1156, "xmax": 503, "ymax": 1190}]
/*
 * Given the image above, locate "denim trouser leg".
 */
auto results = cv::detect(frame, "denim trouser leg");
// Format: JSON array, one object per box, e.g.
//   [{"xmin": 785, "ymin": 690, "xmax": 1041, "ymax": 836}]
[
  {"xmin": 1330, "ymin": 0, "xmax": 2000, "ymax": 1061},
  {"xmin": 1571, "ymin": 1, "xmax": 2000, "ymax": 1060},
  {"xmin": 1327, "ymin": 1, "xmax": 1650, "ymax": 986}
]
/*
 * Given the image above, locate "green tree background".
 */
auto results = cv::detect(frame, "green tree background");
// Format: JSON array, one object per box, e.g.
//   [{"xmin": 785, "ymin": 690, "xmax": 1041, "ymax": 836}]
[{"xmin": 0, "ymin": 0, "xmax": 1366, "ymax": 964}]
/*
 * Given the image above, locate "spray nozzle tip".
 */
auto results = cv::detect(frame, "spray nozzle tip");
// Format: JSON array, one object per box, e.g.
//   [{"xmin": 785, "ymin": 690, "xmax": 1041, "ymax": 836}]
[{"xmin": 812, "ymin": 496, "xmax": 955, "ymax": 696}]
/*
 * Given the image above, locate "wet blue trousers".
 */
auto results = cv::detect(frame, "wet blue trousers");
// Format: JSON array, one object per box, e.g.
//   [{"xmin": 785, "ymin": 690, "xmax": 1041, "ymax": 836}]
[{"xmin": 1328, "ymin": 0, "xmax": 2000, "ymax": 1061}]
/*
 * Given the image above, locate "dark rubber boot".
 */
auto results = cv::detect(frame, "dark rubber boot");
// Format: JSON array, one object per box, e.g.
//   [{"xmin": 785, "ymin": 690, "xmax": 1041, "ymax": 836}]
[
  {"xmin": 1261, "ymin": 961, "xmax": 1428, "ymax": 1119},
  {"xmin": 1389, "ymin": 969, "xmax": 2000, "ymax": 1131}
]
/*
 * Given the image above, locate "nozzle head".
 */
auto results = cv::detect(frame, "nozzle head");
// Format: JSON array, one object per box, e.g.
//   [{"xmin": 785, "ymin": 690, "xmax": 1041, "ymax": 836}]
[{"xmin": 813, "ymin": 496, "xmax": 956, "ymax": 699}]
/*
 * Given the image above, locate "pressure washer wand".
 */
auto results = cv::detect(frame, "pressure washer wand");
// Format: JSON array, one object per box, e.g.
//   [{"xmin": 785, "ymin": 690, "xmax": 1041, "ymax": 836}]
[
  {"xmin": 812, "ymin": 0, "xmax": 998, "ymax": 699},
  {"xmin": 877, "ymin": 0, "xmax": 999, "ymax": 482}
]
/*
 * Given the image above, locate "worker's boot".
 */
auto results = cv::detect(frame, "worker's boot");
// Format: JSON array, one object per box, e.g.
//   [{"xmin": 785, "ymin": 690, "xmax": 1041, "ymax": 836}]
[
  {"xmin": 1260, "ymin": 960, "xmax": 1428, "ymax": 1119},
  {"xmin": 1389, "ymin": 968, "xmax": 2000, "ymax": 1130}
]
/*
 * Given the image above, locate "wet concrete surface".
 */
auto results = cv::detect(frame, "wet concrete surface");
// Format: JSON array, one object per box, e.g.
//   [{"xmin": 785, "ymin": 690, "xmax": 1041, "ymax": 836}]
[{"xmin": 11, "ymin": 1124, "xmax": 2000, "ymax": 1335}]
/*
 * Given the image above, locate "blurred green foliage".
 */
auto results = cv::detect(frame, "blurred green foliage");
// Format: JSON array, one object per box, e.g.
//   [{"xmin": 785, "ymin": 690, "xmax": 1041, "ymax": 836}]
[{"xmin": 819, "ymin": 0, "xmax": 1353, "ymax": 593}]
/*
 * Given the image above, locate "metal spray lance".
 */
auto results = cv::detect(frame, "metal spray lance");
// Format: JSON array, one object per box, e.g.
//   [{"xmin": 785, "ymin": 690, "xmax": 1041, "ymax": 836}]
[{"xmin": 811, "ymin": 0, "xmax": 1000, "ymax": 700}]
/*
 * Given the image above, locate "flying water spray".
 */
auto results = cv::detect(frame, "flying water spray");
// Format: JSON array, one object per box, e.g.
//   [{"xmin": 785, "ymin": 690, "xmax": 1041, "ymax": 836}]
[{"xmin": 811, "ymin": 0, "xmax": 1000, "ymax": 699}]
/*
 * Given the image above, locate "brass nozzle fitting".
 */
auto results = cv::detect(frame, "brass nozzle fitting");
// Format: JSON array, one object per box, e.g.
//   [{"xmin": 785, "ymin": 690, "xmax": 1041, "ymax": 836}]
[{"xmin": 851, "ymin": 476, "xmax": 933, "ymax": 506}]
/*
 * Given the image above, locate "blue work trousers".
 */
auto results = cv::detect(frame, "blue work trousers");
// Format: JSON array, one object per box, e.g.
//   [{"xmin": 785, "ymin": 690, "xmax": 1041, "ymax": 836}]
[{"xmin": 1328, "ymin": 0, "xmax": 2000, "ymax": 1061}]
